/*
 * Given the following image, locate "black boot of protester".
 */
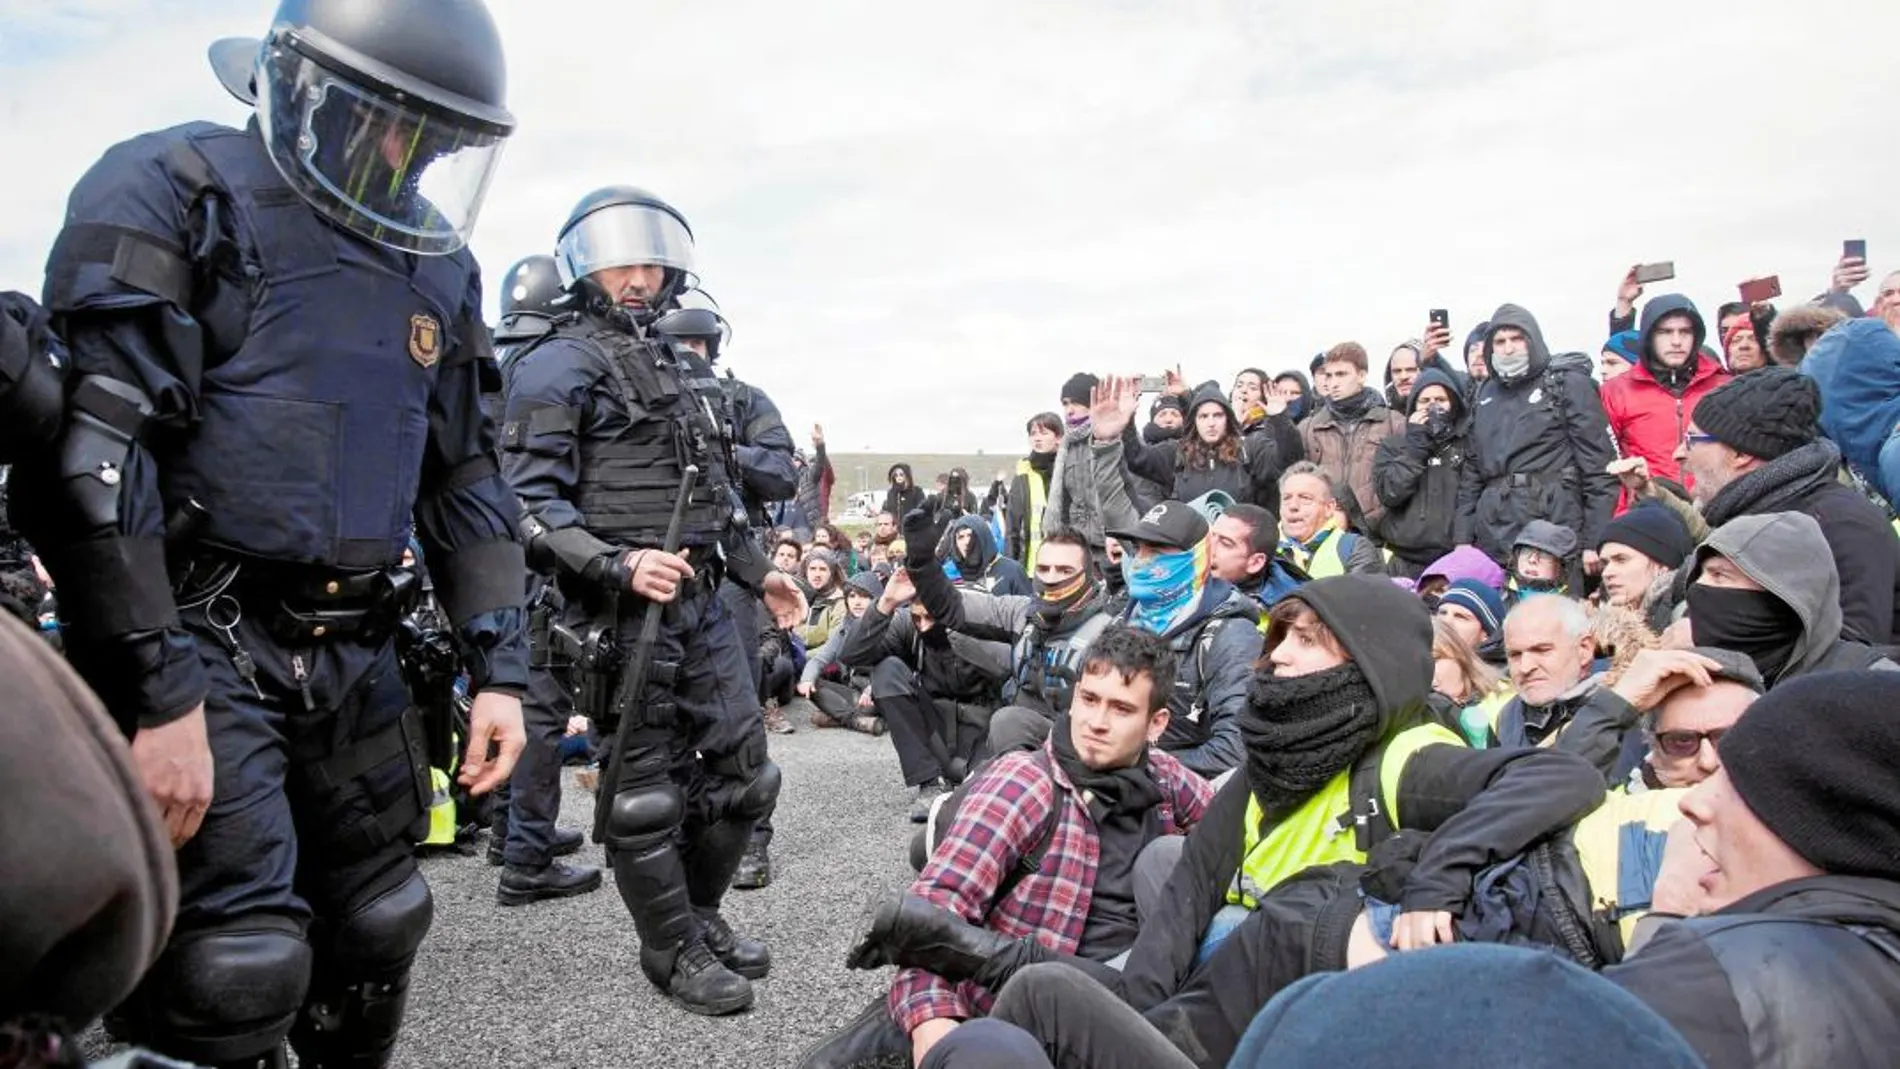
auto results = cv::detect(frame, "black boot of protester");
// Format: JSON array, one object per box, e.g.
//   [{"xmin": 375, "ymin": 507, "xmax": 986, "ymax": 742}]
[{"xmin": 793, "ymin": 997, "xmax": 911, "ymax": 1069}]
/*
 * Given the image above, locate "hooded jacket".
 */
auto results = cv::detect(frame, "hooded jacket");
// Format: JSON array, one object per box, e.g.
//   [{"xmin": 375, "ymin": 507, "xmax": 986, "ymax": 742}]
[
  {"xmin": 1459, "ymin": 304, "xmax": 1619, "ymax": 564},
  {"xmin": 1383, "ymin": 342, "xmax": 1470, "ymax": 408},
  {"xmin": 1604, "ymin": 875, "xmax": 1900, "ymax": 1069},
  {"xmin": 1599, "ymin": 296, "xmax": 1729, "ymax": 509},
  {"xmin": 937, "ymin": 514, "xmax": 1031, "ymax": 598},
  {"xmin": 1119, "ymin": 579, "xmax": 1265, "ymax": 778},
  {"xmin": 1800, "ymin": 316, "xmax": 1900, "ymax": 492},
  {"xmin": 1121, "ymin": 386, "xmax": 1288, "ymax": 514},
  {"xmin": 1114, "ymin": 575, "xmax": 1606, "ymax": 1023},
  {"xmin": 1299, "ymin": 386, "xmax": 1408, "ymax": 532},
  {"xmin": 883, "ymin": 463, "xmax": 926, "ymax": 519},
  {"xmin": 1043, "ymin": 425, "xmax": 1109, "ymax": 551},
  {"xmin": 1695, "ymin": 512, "xmax": 1896, "ymax": 685},
  {"xmin": 1271, "ymin": 370, "xmax": 1314, "ymax": 424},
  {"xmin": 1373, "ymin": 368, "xmax": 1473, "ymax": 564},
  {"xmin": 1418, "ymin": 544, "xmax": 1508, "ymax": 592}
]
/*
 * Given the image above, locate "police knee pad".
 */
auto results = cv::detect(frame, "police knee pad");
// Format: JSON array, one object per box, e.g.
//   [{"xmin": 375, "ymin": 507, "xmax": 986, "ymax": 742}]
[
  {"xmin": 121, "ymin": 915, "xmax": 313, "ymax": 1065},
  {"xmin": 728, "ymin": 759, "xmax": 781, "ymax": 822},
  {"xmin": 606, "ymin": 784, "xmax": 684, "ymax": 853},
  {"xmin": 322, "ymin": 868, "xmax": 434, "ymax": 972}
]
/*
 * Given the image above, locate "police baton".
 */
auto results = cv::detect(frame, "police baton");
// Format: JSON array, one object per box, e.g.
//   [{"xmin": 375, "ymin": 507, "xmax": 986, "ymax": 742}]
[{"xmin": 593, "ymin": 464, "xmax": 699, "ymax": 844}]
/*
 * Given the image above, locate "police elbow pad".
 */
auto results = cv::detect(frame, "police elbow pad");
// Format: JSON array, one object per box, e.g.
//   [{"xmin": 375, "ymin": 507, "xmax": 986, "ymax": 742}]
[
  {"xmin": 0, "ymin": 292, "xmax": 70, "ymax": 463},
  {"xmin": 59, "ymin": 375, "xmax": 154, "ymax": 532}
]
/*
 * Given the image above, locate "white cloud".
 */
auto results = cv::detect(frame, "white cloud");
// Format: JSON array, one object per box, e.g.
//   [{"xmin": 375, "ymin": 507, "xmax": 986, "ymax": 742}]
[{"xmin": 2, "ymin": 0, "xmax": 1896, "ymax": 454}]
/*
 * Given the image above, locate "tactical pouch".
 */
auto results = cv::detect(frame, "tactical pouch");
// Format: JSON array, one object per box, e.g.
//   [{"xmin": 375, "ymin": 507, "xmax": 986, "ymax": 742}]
[{"xmin": 294, "ymin": 706, "xmax": 433, "ymax": 860}]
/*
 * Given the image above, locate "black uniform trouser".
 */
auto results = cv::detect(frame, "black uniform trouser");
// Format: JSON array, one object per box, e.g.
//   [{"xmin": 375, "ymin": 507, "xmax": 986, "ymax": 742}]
[
  {"xmin": 496, "ymin": 661, "xmax": 572, "ymax": 866},
  {"xmin": 716, "ymin": 578, "xmax": 776, "ymax": 850},
  {"xmin": 596, "ymin": 580, "xmax": 780, "ymax": 976},
  {"xmin": 116, "ymin": 597, "xmax": 433, "ymax": 1068}
]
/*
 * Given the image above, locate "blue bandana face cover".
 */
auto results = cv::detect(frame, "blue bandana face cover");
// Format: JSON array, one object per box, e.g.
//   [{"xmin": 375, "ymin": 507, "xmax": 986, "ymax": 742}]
[{"xmin": 1123, "ymin": 545, "xmax": 1204, "ymax": 630}]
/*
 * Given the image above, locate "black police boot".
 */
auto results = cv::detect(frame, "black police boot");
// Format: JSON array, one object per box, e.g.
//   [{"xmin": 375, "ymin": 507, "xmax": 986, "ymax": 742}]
[
  {"xmin": 551, "ymin": 826, "xmax": 585, "ymax": 858},
  {"xmin": 497, "ymin": 860, "xmax": 603, "ymax": 907},
  {"xmin": 486, "ymin": 810, "xmax": 508, "ymax": 867},
  {"xmin": 614, "ymin": 835, "xmax": 754, "ymax": 1016},
  {"xmin": 792, "ymin": 997, "xmax": 910, "ymax": 1069},
  {"xmin": 697, "ymin": 907, "xmax": 770, "ymax": 980},
  {"xmin": 730, "ymin": 838, "xmax": 772, "ymax": 890}
]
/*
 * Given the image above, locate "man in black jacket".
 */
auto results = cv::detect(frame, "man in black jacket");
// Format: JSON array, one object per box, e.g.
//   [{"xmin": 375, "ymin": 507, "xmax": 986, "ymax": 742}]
[
  {"xmin": 1372, "ymin": 368, "xmax": 1472, "ymax": 578},
  {"xmin": 1602, "ymin": 670, "xmax": 1900, "ymax": 1069},
  {"xmin": 1457, "ymin": 304, "xmax": 1618, "ymax": 569}
]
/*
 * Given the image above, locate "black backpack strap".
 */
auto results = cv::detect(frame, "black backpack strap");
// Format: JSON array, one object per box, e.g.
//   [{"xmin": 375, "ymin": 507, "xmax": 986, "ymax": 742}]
[
  {"xmin": 995, "ymin": 749, "xmax": 1063, "ymax": 907},
  {"xmin": 1335, "ymin": 741, "xmax": 1395, "ymax": 853}
]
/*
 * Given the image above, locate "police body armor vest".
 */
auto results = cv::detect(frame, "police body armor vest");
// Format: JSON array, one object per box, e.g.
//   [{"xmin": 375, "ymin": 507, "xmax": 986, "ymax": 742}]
[
  {"xmin": 555, "ymin": 321, "xmax": 739, "ymax": 550},
  {"xmin": 149, "ymin": 124, "xmax": 472, "ymax": 569},
  {"xmin": 1011, "ymin": 609, "xmax": 1114, "ymax": 713}
]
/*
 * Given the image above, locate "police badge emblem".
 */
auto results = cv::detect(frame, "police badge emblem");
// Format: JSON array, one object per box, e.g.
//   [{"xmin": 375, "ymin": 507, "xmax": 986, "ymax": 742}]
[{"xmin": 409, "ymin": 313, "xmax": 441, "ymax": 368}]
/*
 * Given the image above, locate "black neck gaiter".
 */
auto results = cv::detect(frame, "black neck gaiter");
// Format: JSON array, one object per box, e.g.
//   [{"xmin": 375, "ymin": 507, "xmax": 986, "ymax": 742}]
[
  {"xmin": 1240, "ymin": 661, "xmax": 1383, "ymax": 821},
  {"xmin": 1686, "ymin": 584, "xmax": 1804, "ymax": 681}
]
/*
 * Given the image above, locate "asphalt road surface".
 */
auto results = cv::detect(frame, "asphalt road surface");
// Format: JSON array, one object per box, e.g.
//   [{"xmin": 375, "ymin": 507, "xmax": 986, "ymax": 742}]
[{"xmin": 400, "ymin": 698, "xmax": 917, "ymax": 1069}]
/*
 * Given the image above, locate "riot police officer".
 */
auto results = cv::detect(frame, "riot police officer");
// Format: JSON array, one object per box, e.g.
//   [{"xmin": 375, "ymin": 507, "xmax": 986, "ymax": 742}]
[
  {"xmin": 501, "ymin": 186, "xmax": 804, "ymax": 1015},
  {"xmin": 654, "ymin": 297, "xmax": 799, "ymax": 888},
  {"xmin": 487, "ymin": 252, "xmax": 604, "ymax": 905},
  {"xmin": 12, "ymin": 2, "xmax": 529, "ymax": 1065}
]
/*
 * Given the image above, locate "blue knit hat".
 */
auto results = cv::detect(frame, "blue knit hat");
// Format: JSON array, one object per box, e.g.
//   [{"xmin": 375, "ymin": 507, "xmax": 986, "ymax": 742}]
[
  {"xmin": 1438, "ymin": 578, "xmax": 1505, "ymax": 639},
  {"xmin": 1603, "ymin": 329, "xmax": 1642, "ymax": 361}
]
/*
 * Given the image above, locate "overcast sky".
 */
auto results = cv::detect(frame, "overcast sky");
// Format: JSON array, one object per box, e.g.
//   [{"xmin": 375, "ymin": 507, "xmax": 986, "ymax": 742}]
[{"xmin": 2, "ymin": 1, "xmax": 1895, "ymax": 454}]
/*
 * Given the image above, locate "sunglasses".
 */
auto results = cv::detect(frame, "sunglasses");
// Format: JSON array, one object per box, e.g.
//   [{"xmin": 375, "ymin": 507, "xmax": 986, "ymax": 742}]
[{"xmin": 1655, "ymin": 727, "xmax": 1727, "ymax": 759}]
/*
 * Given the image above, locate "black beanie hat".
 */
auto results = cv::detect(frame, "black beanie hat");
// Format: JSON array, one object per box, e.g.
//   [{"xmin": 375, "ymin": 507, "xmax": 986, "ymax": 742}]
[
  {"xmin": 1596, "ymin": 502, "xmax": 1694, "ymax": 567},
  {"xmin": 1152, "ymin": 393, "xmax": 1187, "ymax": 417},
  {"xmin": 1690, "ymin": 367, "xmax": 1821, "ymax": 460},
  {"xmin": 1060, "ymin": 372, "xmax": 1100, "ymax": 406},
  {"xmin": 1719, "ymin": 670, "xmax": 1900, "ymax": 881}
]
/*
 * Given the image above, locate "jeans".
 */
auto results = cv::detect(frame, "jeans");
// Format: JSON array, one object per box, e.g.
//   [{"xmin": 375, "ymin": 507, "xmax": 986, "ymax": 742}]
[{"xmin": 1878, "ymin": 423, "xmax": 1900, "ymax": 508}]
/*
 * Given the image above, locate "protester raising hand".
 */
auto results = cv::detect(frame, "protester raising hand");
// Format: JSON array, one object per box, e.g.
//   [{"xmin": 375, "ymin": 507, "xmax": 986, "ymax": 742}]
[
  {"xmin": 1088, "ymin": 375, "xmax": 1143, "ymax": 442},
  {"xmin": 1615, "ymin": 265, "xmax": 1645, "ymax": 321}
]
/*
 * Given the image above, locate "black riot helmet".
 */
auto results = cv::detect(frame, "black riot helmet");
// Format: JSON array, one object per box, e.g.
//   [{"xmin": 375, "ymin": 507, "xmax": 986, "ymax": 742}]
[
  {"xmin": 499, "ymin": 254, "xmax": 564, "ymax": 318},
  {"xmin": 554, "ymin": 186, "xmax": 697, "ymax": 319},
  {"xmin": 653, "ymin": 308, "xmax": 731, "ymax": 362},
  {"xmin": 209, "ymin": 0, "xmax": 516, "ymax": 255}
]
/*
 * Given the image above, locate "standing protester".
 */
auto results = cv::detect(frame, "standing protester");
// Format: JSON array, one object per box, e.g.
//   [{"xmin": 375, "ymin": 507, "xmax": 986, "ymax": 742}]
[
  {"xmin": 1108, "ymin": 381, "xmax": 1289, "ymax": 515},
  {"xmin": 1043, "ymin": 373, "xmax": 1111, "ymax": 565},
  {"xmin": 9, "ymin": 4, "xmax": 530, "ymax": 1065},
  {"xmin": 1372, "ymin": 369, "xmax": 1473, "ymax": 579},
  {"xmin": 1599, "ymin": 330, "xmax": 1640, "ymax": 381},
  {"xmin": 1458, "ymin": 304, "xmax": 1618, "ymax": 569},
  {"xmin": 798, "ymin": 423, "xmax": 836, "ymax": 527},
  {"xmin": 884, "ymin": 464, "xmax": 927, "ymax": 520},
  {"xmin": 1298, "ymin": 343, "xmax": 1407, "ymax": 533},
  {"xmin": 502, "ymin": 185, "xmax": 805, "ymax": 1016},
  {"xmin": 1599, "ymin": 295, "xmax": 1728, "ymax": 511},
  {"xmin": 1008, "ymin": 413, "xmax": 1063, "ymax": 565}
]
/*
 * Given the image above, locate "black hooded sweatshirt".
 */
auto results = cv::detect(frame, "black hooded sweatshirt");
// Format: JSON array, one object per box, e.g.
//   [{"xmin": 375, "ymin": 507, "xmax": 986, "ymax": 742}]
[
  {"xmin": 1108, "ymin": 576, "xmax": 1604, "ymax": 1055},
  {"xmin": 1372, "ymin": 367, "xmax": 1474, "ymax": 566},
  {"xmin": 883, "ymin": 462, "xmax": 926, "ymax": 519},
  {"xmin": 1458, "ymin": 304, "xmax": 1619, "ymax": 563}
]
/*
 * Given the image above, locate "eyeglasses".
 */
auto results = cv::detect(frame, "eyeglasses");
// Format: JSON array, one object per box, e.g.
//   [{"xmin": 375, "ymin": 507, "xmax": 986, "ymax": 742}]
[
  {"xmin": 1682, "ymin": 431, "xmax": 1720, "ymax": 449},
  {"xmin": 1654, "ymin": 727, "xmax": 1727, "ymax": 759}
]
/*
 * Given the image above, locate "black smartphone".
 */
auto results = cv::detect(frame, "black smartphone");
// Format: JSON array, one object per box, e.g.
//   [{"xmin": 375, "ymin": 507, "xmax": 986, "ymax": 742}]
[
  {"xmin": 1429, "ymin": 309, "xmax": 1450, "ymax": 329},
  {"xmin": 1845, "ymin": 239, "xmax": 1868, "ymax": 261},
  {"xmin": 1633, "ymin": 261, "xmax": 1676, "ymax": 284}
]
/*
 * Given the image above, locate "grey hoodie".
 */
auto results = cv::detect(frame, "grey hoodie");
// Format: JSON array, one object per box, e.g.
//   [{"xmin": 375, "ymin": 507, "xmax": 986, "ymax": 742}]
[{"xmin": 1698, "ymin": 512, "xmax": 1896, "ymax": 685}]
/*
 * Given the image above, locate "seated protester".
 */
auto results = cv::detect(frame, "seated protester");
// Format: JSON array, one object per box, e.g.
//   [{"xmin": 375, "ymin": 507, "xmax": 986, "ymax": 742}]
[
  {"xmin": 845, "ymin": 576, "xmax": 1606, "ymax": 1069},
  {"xmin": 1493, "ymin": 595, "xmax": 1602, "ymax": 748},
  {"xmin": 1599, "ymin": 672, "xmax": 1900, "ymax": 1068},
  {"xmin": 1675, "ymin": 367, "xmax": 1900, "ymax": 644},
  {"xmin": 1413, "ymin": 543, "xmax": 1506, "ymax": 602},
  {"xmin": 1277, "ymin": 462, "xmax": 1387, "ymax": 578},
  {"xmin": 841, "ymin": 561, "xmax": 1013, "ymax": 818},
  {"xmin": 938, "ymin": 514, "xmax": 1031, "ymax": 597},
  {"xmin": 1681, "ymin": 511, "xmax": 1899, "ymax": 687},
  {"xmin": 1595, "ymin": 502, "xmax": 1694, "ymax": 629},
  {"xmin": 1434, "ymin": 578, "xmax": 1506, "ymax": 664},
  {"xmin": 1556, "ymin": 646, "xmax": 1762, "ymax": 790},
  {"xmin": 799, "ymin": 627, "xmax": 1216, "ymax": 1069},
  {"xmin": 1094, "ymin": 376, "xmax": 1290, "ymax": 516},
  {"xmin": 1205, "ymin": 503, "xmax": 1305, "ymax": 617},
  {"xmin": 796, "ymin": 549, "xmax": 850, "ymax": 650},
  {"xmin": 800, "ymin": 572, "xmax": 887, "ymax": 736},
  {"xmin": 771, "ymin": 534, "xmax": 807, "ymax": 581},
  {"xmin": 757, "ymin": 621, "xmax": 803, "ymax": 736},
  {"xmin": 1508, "ymin": 519, "xmax": 1582, "ymax": 602},
  {"xmin": 1431, "ymin": 616, "xmax": 1511, "ymax": 747},
  {"xmin": 904, "ymin": 525, "xmax": 1120, "ymax": 760},
  {"xmin": 1372, "ymin": 369, "xmax": 1474, "ymax": 580}
]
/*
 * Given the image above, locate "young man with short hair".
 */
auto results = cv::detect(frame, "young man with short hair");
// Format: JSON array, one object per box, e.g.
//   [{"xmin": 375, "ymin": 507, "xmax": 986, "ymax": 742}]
[
  {"xmin": 798, "ymin": 626, "xmax": 1215, "ymax": 1069},
  {"xmin": 1298, "ymin": 342, "xmax": 1407, "ymax": 532}
]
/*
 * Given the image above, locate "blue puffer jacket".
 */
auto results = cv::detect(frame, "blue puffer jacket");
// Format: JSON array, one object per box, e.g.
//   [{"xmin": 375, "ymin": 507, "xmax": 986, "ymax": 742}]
[{"xmin": 1801, "ymin": 317, "xmax": 1900, "ymax": 486}]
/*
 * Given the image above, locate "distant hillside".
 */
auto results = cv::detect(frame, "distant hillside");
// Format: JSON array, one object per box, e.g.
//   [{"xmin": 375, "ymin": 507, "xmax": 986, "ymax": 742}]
[{"xmin": 823, "ymin": 451, "xmax": 1021, "ymax": 518}]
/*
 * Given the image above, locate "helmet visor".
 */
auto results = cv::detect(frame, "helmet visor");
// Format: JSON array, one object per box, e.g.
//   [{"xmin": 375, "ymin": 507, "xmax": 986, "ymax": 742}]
[
  {"xmin": 257, "ymin": 45, "xmax": 506, "ymax": 255},
  {"xmin": 555, "ymin": 203, "xmax": 696, "ymax": 287}
]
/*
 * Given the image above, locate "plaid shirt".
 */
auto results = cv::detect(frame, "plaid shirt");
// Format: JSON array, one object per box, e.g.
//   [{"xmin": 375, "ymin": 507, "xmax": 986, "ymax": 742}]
[{"xmin": 888, "ymin": 739, "xmax": 1213, "ymax": 1033}]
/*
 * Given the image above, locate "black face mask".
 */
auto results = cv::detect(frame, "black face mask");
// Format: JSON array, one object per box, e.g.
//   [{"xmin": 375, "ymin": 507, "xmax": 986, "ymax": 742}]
[
  {"xmin": 1423, "ymin": 405, "xmax": 1455, "ymax": 441},
  {"xmin": 1033, "ymin": 573, "xmax": 1095, "ymax": 624},
  {"xmin": 1686, "ymin": 584, "xmax": 1804, "ymax": 680}
]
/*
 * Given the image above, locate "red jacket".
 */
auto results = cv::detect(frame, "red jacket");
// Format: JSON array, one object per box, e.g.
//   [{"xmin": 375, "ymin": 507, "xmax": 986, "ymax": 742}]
[{"xmin": 1601, "ymin": 354, "xmax": 1728, "ymax": 513}]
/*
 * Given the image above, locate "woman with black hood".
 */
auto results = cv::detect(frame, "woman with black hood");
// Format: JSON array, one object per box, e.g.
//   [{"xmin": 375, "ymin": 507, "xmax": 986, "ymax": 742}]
[
  {"xmin": 1372, "ymin": 369, "xmax": 1475, "ymax": 578},
  {"xmin": 884, "ymin": 463, "xmax": 926, "ymax": 518},
  {"xmin": 1093, "ymin": 379, "xmax": 1289, "ymax": 515},
  {"xmin": 844, "ymin": 575, "xmax": 1602, "ymax": 1069}
]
